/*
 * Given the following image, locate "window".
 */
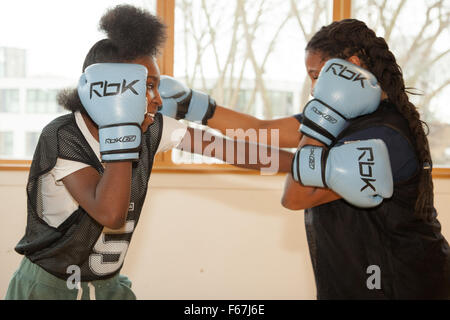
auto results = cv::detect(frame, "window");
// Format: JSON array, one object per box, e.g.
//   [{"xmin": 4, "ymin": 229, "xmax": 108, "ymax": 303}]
[
  {"xmin": 174, "ymin": 0, "xmax": 331, "ymax": 114},
  {"xmin": 353, "ymin": 0, "xmax": 450, "ymax": 166},
  {"xmin": 1, "ymin": 0, "xmax": 449, "ymax": 173},
  {"xmin": 172, "ymin": 0, "xmax": 332, "ymax": 163}
]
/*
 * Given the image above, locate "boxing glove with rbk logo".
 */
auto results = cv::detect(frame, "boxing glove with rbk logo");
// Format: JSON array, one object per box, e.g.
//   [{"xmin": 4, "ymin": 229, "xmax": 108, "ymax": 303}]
[
  {"xmin": 300, "ymin": 58, "xmax": 382, "ymax": 146},
  {"xmin": 158, "ymin": 75, "xmax": 217, "ymax": 125},
  {"xmin": 78, "ymin": 63, "xmax": 148, "ymax": 162},
  {"xmin": 291, "ymin": 139, "xmax": 393, "ymax": 208}
]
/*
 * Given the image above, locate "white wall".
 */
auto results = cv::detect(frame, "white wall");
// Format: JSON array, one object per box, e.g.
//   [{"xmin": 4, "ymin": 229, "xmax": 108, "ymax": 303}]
[{"xmin": 0, "ymin": 170, "xmax": 449, "ymax": 299}]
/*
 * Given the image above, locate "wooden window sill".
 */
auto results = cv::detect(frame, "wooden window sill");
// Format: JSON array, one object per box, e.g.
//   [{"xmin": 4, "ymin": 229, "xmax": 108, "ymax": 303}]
[{"xmin": 1, "ymin": 159, "xmax": 449, "ymax": 178}]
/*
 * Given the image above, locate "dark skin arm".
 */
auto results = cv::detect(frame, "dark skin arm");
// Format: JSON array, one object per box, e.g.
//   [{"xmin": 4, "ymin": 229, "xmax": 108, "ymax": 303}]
[
  {"xmin": 281, "ymin": 135, "xmax": 341, "ymax": 210},
  {"xmin": 207, "ymin": 106, "xmax": 303, "ymax": 148},
  {"xmin": 178, "ymin": 127, "xmax": 338, "ymax": 206},
  {"xmin": 60, "ymin": 103, "xmax": 298, "ymax": 228},
  {"xmin": 60, "ymin": 117, "xmax": 294, "ymax": 230},
  {"xmin": 177, "ymin": 127, "xmax": 294, "ymax": 173},
  {"xmin": 61, "ymin": 162, "xmax": 132, "ymax": 229},
  {"xmin": 59, "ymin": 112, "xmax": 135, "ymax": 230}
]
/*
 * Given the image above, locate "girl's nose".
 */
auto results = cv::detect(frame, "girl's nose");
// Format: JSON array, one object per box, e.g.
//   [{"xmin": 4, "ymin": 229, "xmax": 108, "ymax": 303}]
[{"xmin": 148, "ymin": 89, "xmax": 162, "ymax": 107}]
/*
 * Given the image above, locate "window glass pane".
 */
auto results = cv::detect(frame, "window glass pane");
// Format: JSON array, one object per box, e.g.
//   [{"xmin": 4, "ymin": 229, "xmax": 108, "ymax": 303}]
[
  {"xmin": 26, "ymin": 89, "xmax": 60, "ymax": 114},
  {"xmin": 0, "ymin": 0, "xmax": 156, "ymax": 159},
  {"xmin": 172, "ymin": 0, "xmax": 332, "ymax": 164},
  {"xmin": 0, "ymin": 89, "xmax": 20, "ymax": 112},
  {"xmin": 0, "ymin": 132, "xmax": 14, "ymax": 157},
  {"xmin": 0, "ymin": 47, "xmax": 26, "ymax": 78},
  {"xmin": 353, "ymin": 0, "xmax": 450, "ymax": 166},
  {"xmin": 25, "ymin": 132, "xmax": 40, "ymax": 158}
]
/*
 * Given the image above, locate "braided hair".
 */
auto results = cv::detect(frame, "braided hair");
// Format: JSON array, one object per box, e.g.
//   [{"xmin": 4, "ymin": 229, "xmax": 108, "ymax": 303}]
[
  {"xmin": 57, "ymin": 4, "xmax": 166, "ymax": 113},
  {"xmin": 306, "ymin": 19, "xmax": 434, "ymax": 220}
]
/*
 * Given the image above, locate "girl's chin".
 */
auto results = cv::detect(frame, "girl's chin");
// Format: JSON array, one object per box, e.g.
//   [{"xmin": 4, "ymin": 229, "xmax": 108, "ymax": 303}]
[{"xmin": 141, "ymin": 113, "xmax": 155, "ymax": 132}]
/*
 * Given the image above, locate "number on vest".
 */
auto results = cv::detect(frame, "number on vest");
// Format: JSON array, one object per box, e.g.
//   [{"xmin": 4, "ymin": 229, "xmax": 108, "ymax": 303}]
[{"xmin": 89, "ymin": 220, "xmax": 135, "ymax": 276}]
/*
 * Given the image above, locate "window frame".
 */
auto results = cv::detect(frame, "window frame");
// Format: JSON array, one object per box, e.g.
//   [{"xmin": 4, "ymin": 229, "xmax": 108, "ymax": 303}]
[{"xmin": 1, "ymin": 0, "xmax": 449, "ymax": 177}]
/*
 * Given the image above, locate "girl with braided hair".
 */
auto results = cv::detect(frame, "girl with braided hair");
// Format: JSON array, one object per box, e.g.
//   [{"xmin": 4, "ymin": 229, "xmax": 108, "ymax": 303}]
[
  {"xmin": 281, "ymin": 18, "xmax": 450, "ymax": 299},
  {"xmin": 303, "ymin": 18, "xmax": 435, "ymax": 220},
  {"xmin": 160, "ymin": 18, "xmax": 449, "ymax": 299}
]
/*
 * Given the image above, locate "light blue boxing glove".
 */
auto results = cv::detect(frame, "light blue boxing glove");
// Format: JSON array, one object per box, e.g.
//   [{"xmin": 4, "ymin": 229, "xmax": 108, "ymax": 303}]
[
  {"xmin": 78, "ymin": 63, "xmax": 147, "ymax": 162},
  {"xmin": 300, "ymin": 58, "xmax": 381, "ymax": 146},
  {"xmin": 158, "ymin": 75, "xmax": 217, "ymax": 125},
  {"xmin": 291, "ymin": 139, "xmax": 393, "ymax": 208}
]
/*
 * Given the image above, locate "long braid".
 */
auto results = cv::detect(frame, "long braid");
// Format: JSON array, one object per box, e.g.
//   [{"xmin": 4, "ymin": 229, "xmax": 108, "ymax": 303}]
[{"xmin": 307, "ymin": 19, "xmax": 434, "ymax": 220}]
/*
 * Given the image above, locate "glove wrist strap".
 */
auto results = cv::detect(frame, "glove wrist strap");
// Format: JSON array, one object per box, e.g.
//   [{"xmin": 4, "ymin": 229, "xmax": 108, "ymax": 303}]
[
  {"xmin": 292, "ymin": 145, "xmax": 328, "ymax": 188},
  {"xmin": 98, "ymin": 123, "xmax": 142, "ymax": 162},
  {"xmin": 301, "ymin": 99, "xmax": 348, "ymax": 146},
  {"xmin": 201, "ymin": 97, "xmax": 217, "ymax": 125},
  {"xmin": 185, "ymin": 90, "xmax": 211, "ymax": 123}
]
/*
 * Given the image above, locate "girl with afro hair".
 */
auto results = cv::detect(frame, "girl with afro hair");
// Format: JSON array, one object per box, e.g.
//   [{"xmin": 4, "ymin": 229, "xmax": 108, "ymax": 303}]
[{"xmin": 5, "ymin": 4, "xmax": 293, "ymax": 300}]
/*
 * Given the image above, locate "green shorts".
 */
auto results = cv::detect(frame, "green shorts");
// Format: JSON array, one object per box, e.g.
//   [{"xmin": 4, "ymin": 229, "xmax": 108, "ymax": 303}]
[{"xmin": 5, "ymin": 257, "xmax": 136, "ymax": 300}]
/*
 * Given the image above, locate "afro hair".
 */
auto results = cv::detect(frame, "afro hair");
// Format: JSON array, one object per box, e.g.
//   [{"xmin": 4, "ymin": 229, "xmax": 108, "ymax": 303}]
[
  {"xmin": 100, "ymin": 4, "xmax": 167, "ymax": 59},
  {"xmin": 60, "ymin": 4, "xmax": 167, "ymax": 113}
]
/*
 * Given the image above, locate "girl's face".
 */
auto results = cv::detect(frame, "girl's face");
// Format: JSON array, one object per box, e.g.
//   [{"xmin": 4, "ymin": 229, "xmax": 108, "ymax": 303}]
[
  {"xmin": 304, "ymin": 50, "xmax": 327, "ymax": 96},
  {"xmin": 131, "ymin": 55, "xmax": 162, "ymax": 133},
  {"xmin": 304, "ymin": 50, "xmax": 385, "ymax": 100}
]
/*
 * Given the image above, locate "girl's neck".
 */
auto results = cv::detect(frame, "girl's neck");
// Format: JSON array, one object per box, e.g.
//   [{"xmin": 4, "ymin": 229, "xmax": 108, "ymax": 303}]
[{"xmin": 81, "ymin": 112, "xmax": 99, "ymax": 142}]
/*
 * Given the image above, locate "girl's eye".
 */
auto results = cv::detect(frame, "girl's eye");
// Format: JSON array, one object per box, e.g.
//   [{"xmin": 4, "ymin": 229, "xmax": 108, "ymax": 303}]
[{"xmin": 308, "ymin": 73, "xmax": 318, "ymax": 81}]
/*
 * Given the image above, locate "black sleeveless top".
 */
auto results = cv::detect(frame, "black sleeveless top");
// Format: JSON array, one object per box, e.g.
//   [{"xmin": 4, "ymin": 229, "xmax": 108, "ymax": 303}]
[
  {"xmin": 305, "ymin": 101, "xmax": 450, "ymax": 299},
  {"xmin": 15, "ymin": 112, "xmax": 163, "ymax": 281}
]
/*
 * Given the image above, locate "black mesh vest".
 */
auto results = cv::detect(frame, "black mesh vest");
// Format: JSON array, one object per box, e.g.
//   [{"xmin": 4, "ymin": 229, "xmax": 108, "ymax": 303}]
[
  {"xmin": 15, "ymin": 112, "xmax": 163, "ymax": 281},
  {"xmin": 305, "ymin": 101, "xmax": 450, "ymax": 299}
]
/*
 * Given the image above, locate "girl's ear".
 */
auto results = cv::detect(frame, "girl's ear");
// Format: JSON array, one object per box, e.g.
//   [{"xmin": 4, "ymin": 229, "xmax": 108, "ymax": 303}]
[{"xmin": 347, "ymin": 55, "xmax": 362, "ymax": 66}]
